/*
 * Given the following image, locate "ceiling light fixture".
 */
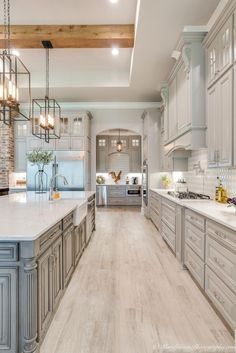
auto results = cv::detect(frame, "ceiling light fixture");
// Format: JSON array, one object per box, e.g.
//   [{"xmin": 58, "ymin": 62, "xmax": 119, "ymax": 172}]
[
  {"xmin": 110, "ymin": 0, "xmax": 119, "ymax": 3},
  {"xmin": 32, "ymin": 41, "xmax": 61, "ymax": 143},
  {"xmin": 117, "ymin": 129, "xmax": 122, "ymax": 152},
  {"xmin": 112, "ymin": 47, "xmax": 119, "ymax": 56},
  {"xmin": 0, "ymin": 0, "xmax": 31, "ymax": 126}
]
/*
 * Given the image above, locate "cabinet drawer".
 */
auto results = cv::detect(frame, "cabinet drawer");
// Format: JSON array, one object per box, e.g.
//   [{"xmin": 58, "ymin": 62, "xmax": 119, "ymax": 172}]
[
  {"xmin": 206, "ymin": 235, "xmax": 236, "ymax": 292},
  {"xmin": 108, "ymin": 197, "xmax": 126, "ymax": 205},
  {"xmin": 185, "ymin": 209, "xmax": 205, "ymax": 231},
  {"xmin": 206, "ymin": 220, "xmax": 236, "ymax": 251},
  {"xmin": 126, "ymin": 197, "xmax": 141, "ymax": 206},
  {"xmin": 185, "ymin": 244, "xmax": 205, "ymax": 289},
  {"xmin": 63, "ymin": 213, "xmax": 74, "ymax": 230},
  {"xmin": 185, "ymin": 220, "xmax": 205, "ymax": 260},
  {"xmin": 39, "ymin": 222, "xmax": 62, "ymax": 253},
  {"xmin": 161, "ymin": 221, "xmax": 175, "ymax": 252},
  {"xmin": 150, "ymin": 209, "xmax": 160, "ymax": 230},
  {"xmin": 162, "ymin": 199, "xmax": 176, "ymax": 233},
  {"xmin": 205, "ymin": 266, "xmax": 236, "ymax": 329},
  {"xmin": 0, "ymin": 243, "xmax": 18, "ymax": 262},
  {"xmin": 107, "ymin": 186, "xmax": 126, "ymax": 197}
]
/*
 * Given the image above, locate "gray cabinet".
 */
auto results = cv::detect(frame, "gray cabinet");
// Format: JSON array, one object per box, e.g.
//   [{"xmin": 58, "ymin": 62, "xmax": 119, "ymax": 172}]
[
  {"xmin": 63, "ymin": 225, "xmax": 74, "ymax": 287},
  {"xmin": 96, "ymin": 136, "xmax": 108, "ymax": 172},
  {"xmin": 86, "ymin": 195, "xmax": 96, "ymax": 243},
  {"xmin": 52, "ymin": 236, "xmax": 63, "ymax": 311},
  {"xmin": 129, "ymin": 136, "xmax": 141, "ymax": 173},
  {"xmin": 74, "ymin": 219, "xmax": 86, "ymax": 266},
  {"xmin": 38, "ymin": 247, "xmax": 53, "ymax": 341},
  {"xmin": 0, "ymin": 268, "xmax": 17, "ymax": 353}
]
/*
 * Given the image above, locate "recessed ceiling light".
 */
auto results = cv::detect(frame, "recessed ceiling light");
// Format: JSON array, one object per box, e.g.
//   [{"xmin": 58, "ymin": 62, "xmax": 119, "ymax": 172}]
[
  {"xmin": 12, "ymin": 49, "xmax": 20, "ymax": 57},
  {"xmin": 112, "ymin": 47, "xmax": 119, "ymax": 56},
  {"xmin": 110, "ymin": 0, "xmax": 119, "ymax": 3}
]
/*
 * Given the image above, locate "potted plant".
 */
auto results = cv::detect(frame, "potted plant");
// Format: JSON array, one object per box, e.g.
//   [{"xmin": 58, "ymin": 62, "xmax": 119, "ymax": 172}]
[
  {"xmin": 161, "ymin": 174, "xmax": 172, "ymax": 189},
  {"xmin": 27, "ymin": 149, "xmax": 53, "ymax": 193}
]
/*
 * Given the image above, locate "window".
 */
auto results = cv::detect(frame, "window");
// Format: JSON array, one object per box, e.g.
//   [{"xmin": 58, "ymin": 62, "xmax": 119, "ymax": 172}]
[
  {"xmin": 132, "ymin": 139, "xmax": 139, "ymax": 147},
  {"xmin": 98, "ymin": 139, "xmax": 106, "ymax": 147},
  {"xmin": 111, "ymin": 139, "xmax": 117, "ymax": 147},
  {"xmin": 121, "ymin": 139, "xmax": 127, "ymax": 147}
]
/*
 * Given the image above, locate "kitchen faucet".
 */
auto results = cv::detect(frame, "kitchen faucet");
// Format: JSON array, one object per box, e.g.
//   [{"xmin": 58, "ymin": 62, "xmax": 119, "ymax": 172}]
[{"xmin": 49, "ymin": 174, "xmax": 69, "ymax": 201}]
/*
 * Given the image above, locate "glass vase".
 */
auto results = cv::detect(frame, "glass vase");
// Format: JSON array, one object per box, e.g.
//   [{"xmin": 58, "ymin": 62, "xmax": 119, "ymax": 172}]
[{"xmin": 35, "ymin": 169, "xmax": 48, "ymax": 194}]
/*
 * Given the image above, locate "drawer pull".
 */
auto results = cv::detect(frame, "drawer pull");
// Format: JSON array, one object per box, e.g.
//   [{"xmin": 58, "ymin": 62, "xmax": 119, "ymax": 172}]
[
  {"xmin": 215, "ymin": 230, "xmax": 226, "ymax": 239},
  {"xmin": 189, "ymin": 236, "xmax": 197, "ymax": 243},
  {"xmin": 213, "ymin": 290, "xmax": 225, "ymax": 305},
  {"xmin": 213, "ymin": 256, "xmax": 225, "ymax": 269}
]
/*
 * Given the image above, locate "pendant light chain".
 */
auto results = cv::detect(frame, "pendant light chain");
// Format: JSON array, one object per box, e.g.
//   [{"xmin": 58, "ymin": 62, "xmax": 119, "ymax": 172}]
[{"xmin": 7, "ymin": 0, "xmax": 10, "ymax": 54}]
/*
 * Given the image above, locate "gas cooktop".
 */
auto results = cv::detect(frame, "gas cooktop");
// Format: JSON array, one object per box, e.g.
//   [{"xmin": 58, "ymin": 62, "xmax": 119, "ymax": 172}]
[{"xmin": 167, "ymin": 191, "xmax": 211, "ymax": 200}]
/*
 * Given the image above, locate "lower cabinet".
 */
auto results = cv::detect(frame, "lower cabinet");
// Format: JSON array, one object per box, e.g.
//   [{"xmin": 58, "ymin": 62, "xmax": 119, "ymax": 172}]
[
  {"xmin": 0, "ymin": 268, "xmax": 17, "ymax": 353},
  {"xmin": 87, "ymin": 196, "xmax": 96, "ymax": 243},
  {"xmin": 38, "ymin": 235, "xmax": 63, "ymax": 341},
  {"xmin": 63, "ymin": 224, "xmax": 74, "ymax": 287},
  {"xmin": 74, "ymin": 219, "xmax": 86, "ymax": 266},
  {"xmin": 185, "ymin": 244, "xmax": 205, "ymax": 289}
]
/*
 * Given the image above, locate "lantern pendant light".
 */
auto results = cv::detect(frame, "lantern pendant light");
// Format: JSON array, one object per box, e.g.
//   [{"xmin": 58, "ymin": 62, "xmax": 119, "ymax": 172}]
[
  {"xmin": 0, "ymin": 0, "xmax": 31, "ymax": 125},
  {"xmin": 117, "ymin": 129, "xmax": 122, "ymax": 152},
  {"xmin": 32, "ymin": 41, "xmax": 61, "ymax": 143}
]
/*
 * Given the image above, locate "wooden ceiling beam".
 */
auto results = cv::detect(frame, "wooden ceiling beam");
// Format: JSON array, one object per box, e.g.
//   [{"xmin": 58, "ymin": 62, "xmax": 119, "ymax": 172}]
[{"xmin": 0, "ymin": 24, "xmax": 134, "ymax": 48}]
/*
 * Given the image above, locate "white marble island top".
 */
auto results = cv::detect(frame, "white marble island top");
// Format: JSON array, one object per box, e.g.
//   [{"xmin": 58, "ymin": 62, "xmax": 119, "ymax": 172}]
[
  {"xmin": 0, "ymin": 191, "xmax": 95, "ymax": 241},
  {"xmin": 151, "ymin": 189, "xmax": 236, "ymax": 232}
]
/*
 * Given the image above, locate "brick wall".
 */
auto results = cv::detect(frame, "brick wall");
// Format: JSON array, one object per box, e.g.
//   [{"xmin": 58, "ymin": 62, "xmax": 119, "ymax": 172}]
[{"xmin": 0, "ymin": 122, "xmax": 14, "ymax": 188}]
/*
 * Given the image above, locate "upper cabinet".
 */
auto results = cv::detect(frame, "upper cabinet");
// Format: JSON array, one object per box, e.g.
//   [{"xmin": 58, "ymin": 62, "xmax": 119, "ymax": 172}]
[
  {"xmin": 161, "ymin": 31, "xmax": 207, "ymax": 152},
  {"xmin": 204, "ymin": 10, "xmax": 235, "ymax": 168},
  {"xmin": 207, "ymin": 16, "xmax": 233, "ymax": 88}
]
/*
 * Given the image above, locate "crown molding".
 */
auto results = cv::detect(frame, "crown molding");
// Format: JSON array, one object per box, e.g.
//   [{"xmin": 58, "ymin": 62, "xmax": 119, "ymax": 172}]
[{"xmin": 21, "ymin": 101, "xmax": 161, "ymax": 111}]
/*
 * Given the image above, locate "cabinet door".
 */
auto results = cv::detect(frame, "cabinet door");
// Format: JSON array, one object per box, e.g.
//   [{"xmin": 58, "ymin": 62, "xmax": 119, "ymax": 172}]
[
  {"xmin": 71, "ymin": 137, "xmax": 84, "ymax": 150},
  {"xmin": 59, "ymin": 116, "xmax": 70, "ymax": 136},
  {"xmin": 96, "ymin": 136, "xmax": 108, "ymax": 172},
  {"xmin": 42, "ymin": 139, "xmax": 56, "ymax": 151},
  {"xmin": 168, "ymin": 77, "xmax": 177, "ymax": 139},
  {"xmin": 38, "ymin": 247, "xmax": 53, "ymax": 340},
  {"xmin": 74, "ymin": 226, "xmax": 82, "ymax": 266},
  {"xmin": 129, "ymin": 136, "xmax": 141, "ymax": 173},
  {"xmin": 63, "ymin": 225, "xmax": 74, "ymax": 287},
  {"xmin": 85, "ymin": 151, "xmax": 91, "ymax": 186},
  {"xmin": 218, "ymin": 69, "xmax": 233, "ymax": 167},
  {"xmin": 207, "ymin": 83, "xmax": 218, "ymax": 167},
  {"xmin": 55, "ymin": 137, "xmax": 70, "ymax": 150},
  {"xmin": 52, "ymin": 236, "xmax": 63, "ymax": 311},
  {"xmin": 219, "ymin": 16, "xmax": 233, "ymax": 74},
  {"xmin": 176, "ymin": 62, "xmax": 191, "ymax": 134},
  {"xmin": 0, "ymin": 268, "xmax": 17, "ymax": 353},
  {"xmin": 207, "ymin": 38, "xmax": 219, "ymax": 86},
  {"xmin": 15, "ymin": 138, "xmax": 27, "ymax": 172},
  {"xmin": 15, "ymin": 121, "xmax": 28, "ymax": 138},
  {"xmin": 71, "ymin": 116, "xmax": 84, "ymax": 136}
]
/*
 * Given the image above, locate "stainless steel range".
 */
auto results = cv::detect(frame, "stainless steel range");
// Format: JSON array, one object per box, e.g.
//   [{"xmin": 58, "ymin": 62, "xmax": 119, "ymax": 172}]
[{"xmin": 167, "ymin": 191, "xmax": 211, "ymax": 200}]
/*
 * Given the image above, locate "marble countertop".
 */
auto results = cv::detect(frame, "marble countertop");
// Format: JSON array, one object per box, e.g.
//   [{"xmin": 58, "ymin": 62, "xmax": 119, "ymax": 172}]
[
  {"xmin": 151, "ymin": 189, "xmax": 236, "ymax": 232},
  {"xmin": 0, "ymin": 191, "xmax": 95, "ymax": 241}
]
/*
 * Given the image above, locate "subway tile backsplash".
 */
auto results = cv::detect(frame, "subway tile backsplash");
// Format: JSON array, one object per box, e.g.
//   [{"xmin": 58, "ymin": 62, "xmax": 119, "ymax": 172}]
[{"xmin": 159, "ymin": 150, "xmax": 236, "ymax": 199}]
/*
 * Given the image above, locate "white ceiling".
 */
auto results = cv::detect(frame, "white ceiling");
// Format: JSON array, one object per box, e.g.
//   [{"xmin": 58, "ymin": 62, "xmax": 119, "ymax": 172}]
[{"xmin": 4, "ymin": 0, "xmax": 221, "ymax": 102}]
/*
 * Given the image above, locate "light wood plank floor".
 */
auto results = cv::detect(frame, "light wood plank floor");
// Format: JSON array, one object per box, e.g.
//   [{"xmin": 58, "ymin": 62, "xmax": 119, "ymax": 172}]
[{"xmin": 40, "ymin": 207, "xmax": 234, "ymax": 353}]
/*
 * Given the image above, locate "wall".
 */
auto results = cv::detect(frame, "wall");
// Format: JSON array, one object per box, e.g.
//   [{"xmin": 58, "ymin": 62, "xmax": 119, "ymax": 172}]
[
  {"xmin": 0, "ymin": 122, "xmax": 14, "ymax": 188},
  {"xmin": 91, "ymin": 108, "xmax": 144, "ymax": 189}
]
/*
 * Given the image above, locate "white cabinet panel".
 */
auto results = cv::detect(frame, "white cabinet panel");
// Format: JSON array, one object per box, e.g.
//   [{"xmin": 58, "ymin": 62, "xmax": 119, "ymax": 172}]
[
  {"xmin": 207, "ymin": 83, "xmax": 218, "ymax": 167},
  {"xmin": 176, "ymin": 62, "xmax": 191, "ymax": 134},
  {"xmin": 219, "ymin": 16, "xmax": 233, "ymax": 74},
  {"xmin": 27, "ymin": 137, "xmax": 42, "ymax": 150},
  {"xmin": 71, "ymin": 137, "xmax": 84, "ymax": 150},
  {"xmin": 168, "ymin": 77, "xmax": 177, "ymax": 139},
  {"xmin": 55, "ymin": 137, "xmax": 70, "ymax": 151},
  {"xmin": 207, "ymin": 38, "xmax": 218, "ymax": 86},
  {"xmin": 218, "ymin": 69, "xmax": 233, "ymax": 166}
]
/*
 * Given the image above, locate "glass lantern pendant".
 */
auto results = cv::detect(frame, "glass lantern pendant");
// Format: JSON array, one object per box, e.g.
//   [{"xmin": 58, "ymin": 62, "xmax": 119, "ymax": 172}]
[
  {"xmin": 32, "ymin": 41, "xmax": 61, "ymax": 143},
  {"xmin": 0, "ymin": 0, "xmax": 31, "ymax": 125},
  {"xmin": 117, "ymin": 129, "xmax": 122, "ymax": 152}
]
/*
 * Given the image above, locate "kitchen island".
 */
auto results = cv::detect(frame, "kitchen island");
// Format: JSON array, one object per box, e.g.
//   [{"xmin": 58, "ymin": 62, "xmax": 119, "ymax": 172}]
[{"xmin": 0, "ymin": 191, "xmax": 96, "ymax": 353}]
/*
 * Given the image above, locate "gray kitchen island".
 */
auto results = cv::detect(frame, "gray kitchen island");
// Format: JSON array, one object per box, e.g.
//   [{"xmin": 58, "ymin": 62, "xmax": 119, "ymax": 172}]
[{"xmin": 0, "ymin": 191, "xmax": 96, "ymax": 353}]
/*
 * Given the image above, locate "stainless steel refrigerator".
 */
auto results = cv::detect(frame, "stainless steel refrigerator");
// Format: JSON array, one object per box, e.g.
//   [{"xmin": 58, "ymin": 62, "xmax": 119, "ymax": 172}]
[{"xmin": 27, "ymin": 151, "xmax": 85, "ymax": 191}]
